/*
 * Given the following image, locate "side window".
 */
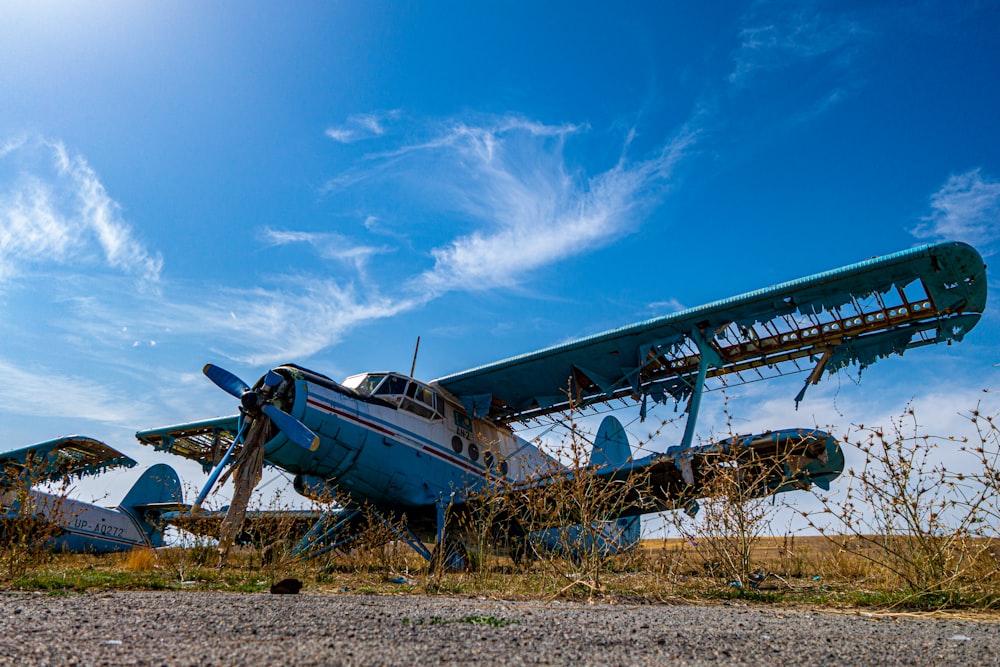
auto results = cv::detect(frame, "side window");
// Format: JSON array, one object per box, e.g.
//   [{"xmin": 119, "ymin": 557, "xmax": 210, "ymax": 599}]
[
  {"xmin": 451, "ymin": 436, "xmax": 463, "ymax": 454},
  {"xmin": 401, "ymin": 398, "xmax": 435, "ymax": 419},
  {"xmin": 400, "ymin": 381, "xmax": 443, "ymax": 420}
]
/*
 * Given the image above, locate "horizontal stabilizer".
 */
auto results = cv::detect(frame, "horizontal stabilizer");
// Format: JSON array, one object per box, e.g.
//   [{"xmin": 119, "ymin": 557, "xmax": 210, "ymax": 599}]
[{"xmin": 512, "ymin": 428, "xmax": 844, "ymax": 521}]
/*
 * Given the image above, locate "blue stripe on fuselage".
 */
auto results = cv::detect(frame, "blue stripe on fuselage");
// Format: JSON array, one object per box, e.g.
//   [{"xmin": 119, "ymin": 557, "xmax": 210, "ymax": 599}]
[{"xmin": 304, "ymin": 389, "xmax": 490, "ymax": 479}]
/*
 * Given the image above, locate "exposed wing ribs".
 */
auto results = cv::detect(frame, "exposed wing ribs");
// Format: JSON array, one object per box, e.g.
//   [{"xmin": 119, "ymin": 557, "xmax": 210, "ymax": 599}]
[{"xmin": 434, "ymin": 241, "xmax": 987, "ymax": 424}]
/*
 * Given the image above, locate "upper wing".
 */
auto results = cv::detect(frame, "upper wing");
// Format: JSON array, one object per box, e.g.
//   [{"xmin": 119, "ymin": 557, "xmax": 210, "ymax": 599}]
[
  {"xmin": 0, "ymin": 436, "xmax": 137, "ymax": 488},
  {"xmin": 135, "ymin": 415, "xmax": 240, "ymax": 473},
  {"xmin": 434, "ymin": 241, "xmax": 987, "ymax": 423}
]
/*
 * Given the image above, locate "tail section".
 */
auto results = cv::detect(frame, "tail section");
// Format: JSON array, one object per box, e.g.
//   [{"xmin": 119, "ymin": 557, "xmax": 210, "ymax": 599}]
[
  {"xmin": 591, "ymin": 416, "xmax": 631, "ymax": 468},
  {"xmin": 590, "ymin": 416, "xmax": 640, "ymax": 554},
  {"xmin": 118, "ymin": 464, "xmax": 183, "ymax": 547},
  {"xmin": 530, "ymin": 417, "xmax": 641, "ymax": 559}
]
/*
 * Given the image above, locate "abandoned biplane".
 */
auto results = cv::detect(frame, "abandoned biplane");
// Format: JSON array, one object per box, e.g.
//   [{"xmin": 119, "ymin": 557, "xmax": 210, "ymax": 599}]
[
  {"xmin": 0, "ymin": 436, "xmax": 183, "ymax": 553},
  {"xmin": 137, "ymin": 240, "xmax": 986, "ymax": 567}
]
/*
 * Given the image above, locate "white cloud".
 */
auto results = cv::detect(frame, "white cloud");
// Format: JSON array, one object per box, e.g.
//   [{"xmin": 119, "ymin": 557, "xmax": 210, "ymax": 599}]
[
  {"xmin": 388, "ymin": 118, "xmax": 696, "ymax": 295},
  {"xmin": 647, "ymin": 298, "xmax": 686, "ymax": 315},
  {"xmin": 1, "ymin": 114, "xmax": 696, "ymax": 372},
  {"xmin": 0, "ymin": 358, "xmax": 160, "ymax": 426},
  {"xmin": 911, "ymin": 168, "xmax": 1000, "ymax": 255},
  {"xmin": 0, "ymin": 136, "xmax": 162, "ymax": 284},
  {"xmin": 325, "ymin": 111, "xmax": 401, "ymax": 144},
  {"xmin": 259, "ymin": 227, "xmax": 392, "ymax": 276},
  {"xmin": 728, "ymin": 1, "xmax": 863, "ymax": 86},
  {"xmin": 137, "ymin": 278, "xmax": 421, "ymax": 366}
]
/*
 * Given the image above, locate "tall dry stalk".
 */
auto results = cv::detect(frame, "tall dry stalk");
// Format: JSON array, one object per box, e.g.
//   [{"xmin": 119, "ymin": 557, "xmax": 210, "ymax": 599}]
[
  {"xmin": 0, "ymin": 463, "xmax": 73, "ymax": 580},
  {"xmin": 805, "ymin": 401, "xmax": 1000, "ymax": 594}
]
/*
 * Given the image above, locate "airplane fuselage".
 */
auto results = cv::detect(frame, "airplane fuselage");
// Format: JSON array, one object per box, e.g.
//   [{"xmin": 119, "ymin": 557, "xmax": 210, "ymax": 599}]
[
  {"xmin": 1, "ymin": 489, "xmax": 158, "ymax": 553},
  {"xmin": 257, "ymin": 366, "xmax": 557, "ymax": 536}
]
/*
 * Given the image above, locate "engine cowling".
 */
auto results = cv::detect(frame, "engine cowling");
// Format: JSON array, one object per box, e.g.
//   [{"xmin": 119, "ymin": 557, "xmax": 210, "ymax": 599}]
[{"xmin": 293, "ymin": 473, "xmax": 338, "ymax": 502}]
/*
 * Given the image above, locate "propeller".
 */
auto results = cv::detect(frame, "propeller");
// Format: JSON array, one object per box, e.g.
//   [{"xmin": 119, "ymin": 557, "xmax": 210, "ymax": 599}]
[
  {"xmin": 194, "ymin": 364, "xmax": 319, "ymax": 512},
  {"xmin": 203, "ymin": 363, "xmax": 251, "ymax": 399},
  {"xmin": 262, "ymin": 405, "xmax": 319, "ymax": 451}
]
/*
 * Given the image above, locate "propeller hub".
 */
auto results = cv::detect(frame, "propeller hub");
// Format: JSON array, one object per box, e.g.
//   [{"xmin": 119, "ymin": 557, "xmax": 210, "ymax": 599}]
[{"xmin": 240, "ymin": 390, "xmax": 265, "ymax": 413}]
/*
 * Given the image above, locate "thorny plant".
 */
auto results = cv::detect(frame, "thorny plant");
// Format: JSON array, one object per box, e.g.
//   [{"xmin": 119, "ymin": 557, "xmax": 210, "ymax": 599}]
[
  {"xmin": 154, "ymin": 483, "xmax": 225, "ymax": 583},
  {"xmin": 308, "ymin": 495, "xmax": 417, "ymax": 582},
  {"xmin": 805, "ymin": 400, "xmax": 1000, "ymax": 596},
  {"xmin": 669, "ymin": 453, "xmax": 781, "ymax": 584},
  {"xmin": 0, "ymin": 461, "xmax": 75, "ymax": 581},
  {"xmin": 668, "ymin": 397, "xmax": 815, "ymax": 588},
  {"xmin": 499, "ymin": 394, "xmax": 655, "ymax": 594},
  {"xmin": 453, "ymin": 434, "xmax": 516, "ymax": 586}
]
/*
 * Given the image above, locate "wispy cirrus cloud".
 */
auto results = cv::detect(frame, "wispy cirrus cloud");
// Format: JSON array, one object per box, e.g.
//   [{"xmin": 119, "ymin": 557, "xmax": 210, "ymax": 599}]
[
  {"xmin": 4, "ymin": 112, "xmax": 694, "ymax": 370},
  {"xmin": 323, "ymin": 115, "xmax": 695, "ymax": 296},
  {"xmin": 412, "ymin": 121, "xmax": 694, "ymax": 295},
  {"xmin": 647, "ymin": 298, "xmax": 687, "ymax": 316},
  {"xmin": 260, "ymin": 227, "xmax": 393, "ymax": 278},
  {"xmin": 728, "ymin": 1, "xmax": 865, "ymax": 87},
  {"xmin": 0, "ymin": 136, "xmax": 162, "ymax": 285},
  {"xmin": 911, "ymin": 168, "xmax": 1000, "ymax": 256},
  {"xmin": 160, "ymin": 279, "xmax": 420, "ymax": 365},
  {"xmin": 188, "ymin": 114, "xmax": 694, "ymax": 361},
  {"xmin": 0, "ymin": 357, "xmax": 161, "ymax": 426},
  {"xmin": 325, "ymin": 110, "xmax": 401, "ymax": 144}
]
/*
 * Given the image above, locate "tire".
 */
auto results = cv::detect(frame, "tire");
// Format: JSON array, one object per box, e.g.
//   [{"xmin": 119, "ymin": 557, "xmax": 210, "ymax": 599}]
[{"xmin": 431, "ymin": 536, "xmax": 470, "ymax": 572}]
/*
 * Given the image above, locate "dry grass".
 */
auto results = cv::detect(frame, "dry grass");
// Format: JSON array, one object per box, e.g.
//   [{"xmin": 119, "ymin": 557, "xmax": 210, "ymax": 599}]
[
  {"xmin": 4, "ymin": 402, "xmax": 998, "ymax": 612},
  {"xmin": 0, "ymin": 534, "xmax": 997, "ymax": 611},
  {"xmin": 121, "ymin": 548, "xmax": 157, "ymax": 572}
]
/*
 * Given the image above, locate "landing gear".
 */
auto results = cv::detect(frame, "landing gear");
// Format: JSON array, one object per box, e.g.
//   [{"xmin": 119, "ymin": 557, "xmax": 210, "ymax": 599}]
[{"xmin": 430, "ymin": 536, "xmax": 470, "ymax": 572}]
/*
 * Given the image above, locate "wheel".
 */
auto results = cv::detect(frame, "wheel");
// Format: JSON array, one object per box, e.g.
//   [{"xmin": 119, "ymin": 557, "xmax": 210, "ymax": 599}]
[{"xmin": 431, "ymin": 536, "xmax": 470, "ymax": 572}]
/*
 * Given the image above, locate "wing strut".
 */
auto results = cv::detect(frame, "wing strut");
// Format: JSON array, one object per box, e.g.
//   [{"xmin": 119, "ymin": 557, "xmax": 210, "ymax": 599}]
[{"xmin": 679, "ymin": 328, "xmax": 722, "ymax": 451}]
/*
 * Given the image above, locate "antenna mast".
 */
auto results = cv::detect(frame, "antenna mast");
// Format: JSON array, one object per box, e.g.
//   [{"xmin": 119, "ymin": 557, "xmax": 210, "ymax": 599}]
[{"xmin": 410, "ymin": 336, "xmax": 421, "ymax": 377}]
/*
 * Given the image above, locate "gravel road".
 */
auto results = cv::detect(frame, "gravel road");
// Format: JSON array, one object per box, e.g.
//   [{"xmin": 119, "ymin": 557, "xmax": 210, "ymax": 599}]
[{"xmin": 1, "ymin": 590, "xmax": 998, "ymax": 666}]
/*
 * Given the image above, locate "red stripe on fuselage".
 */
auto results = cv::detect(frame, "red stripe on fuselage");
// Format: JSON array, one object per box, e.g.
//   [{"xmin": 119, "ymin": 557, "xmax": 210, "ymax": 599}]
[
  {"xmin": 306, "ymin": 398, "xmax": 397, "ymax": 438},
  {"xmin": 304, "ymin": 396, "xmax": 484, "ymax": 477}
]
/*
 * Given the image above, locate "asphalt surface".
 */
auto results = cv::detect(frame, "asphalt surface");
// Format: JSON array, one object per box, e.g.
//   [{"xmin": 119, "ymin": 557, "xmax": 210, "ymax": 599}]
[{"xmin": 1, "ymin": 590, "xmax": 998, "ymax": 666}]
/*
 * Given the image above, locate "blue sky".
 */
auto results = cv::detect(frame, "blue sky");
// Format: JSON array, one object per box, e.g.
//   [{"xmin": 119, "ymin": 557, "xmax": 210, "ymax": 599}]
[{"xmin": 1, "ymin": 1, "xmax": 999, "ymax": 512}]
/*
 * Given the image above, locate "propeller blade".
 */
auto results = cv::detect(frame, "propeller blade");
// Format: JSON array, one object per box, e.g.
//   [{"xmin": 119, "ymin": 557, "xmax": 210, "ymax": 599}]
[
  {"xmin": 262, "ymin": 405, "xmax": 320, "ymax": 452},
  {"xmin": 262, "ymin": 370, "xmax": 283, "ymax": 389},
  {"xmin": 203, "ymin": 363, "xmax": 251, "ymax": 398}
]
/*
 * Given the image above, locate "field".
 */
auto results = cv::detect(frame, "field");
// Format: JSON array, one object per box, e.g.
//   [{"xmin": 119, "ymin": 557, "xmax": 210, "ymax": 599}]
[
  {"xmin": 4, "ymin": 403, "xmax": 999, "ymax": 613},
  {"xmin": 2, "ymin": 533, "xmax": 998, "ymax": 614}
]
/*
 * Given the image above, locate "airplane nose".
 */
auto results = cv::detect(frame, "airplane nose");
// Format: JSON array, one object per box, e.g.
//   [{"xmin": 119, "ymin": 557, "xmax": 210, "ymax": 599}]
[{"xmin": 241, "ymin": 391, "xmax": 264, "ymax": 413}]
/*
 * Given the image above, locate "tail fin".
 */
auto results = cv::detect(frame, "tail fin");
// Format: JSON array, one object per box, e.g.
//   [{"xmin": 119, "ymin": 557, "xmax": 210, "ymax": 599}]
[
  {"xmin": 118, "ymin": 464, "xmax": 182, "ymax": 547},
  {"xmin": 591, "ymin": 416, "xmax": 631, "ymax": 468},
  {"xmin": 592, "ymin": 417, "xmax": 640, "ymax": 551}
]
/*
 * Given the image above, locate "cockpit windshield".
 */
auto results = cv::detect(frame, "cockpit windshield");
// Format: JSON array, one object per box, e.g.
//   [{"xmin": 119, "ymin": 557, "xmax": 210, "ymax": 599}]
[
  {"xmin": 341, "ymin": 372, "xmax": 443, "ymax": 420},
  {"xmin": 342, "ymin": 373, "xmax": 386, "ymax": 396}
]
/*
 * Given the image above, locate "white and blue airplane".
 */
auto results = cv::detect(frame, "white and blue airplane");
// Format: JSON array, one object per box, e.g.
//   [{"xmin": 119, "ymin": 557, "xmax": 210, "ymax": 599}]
[
  {"xmin": 137, "ymin": 241, "xmax": 987, "ymax": 568},
  {"xmin": 0, "ymin": 436, "xmax": 182, "ymax": 553}
]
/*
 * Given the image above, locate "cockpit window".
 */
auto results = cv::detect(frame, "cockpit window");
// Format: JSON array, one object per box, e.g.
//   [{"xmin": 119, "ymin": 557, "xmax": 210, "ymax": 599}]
[
  {"xmin": 342, "ymin": 372, "xmax": 443, "ymax": 421},
  {"xmin": 374, "ymin": 375, "xmax": 408, "ymax": 396},
  {"xmin": 343, "ymin": 373, "xmax": 386, "ymax": 396}
]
